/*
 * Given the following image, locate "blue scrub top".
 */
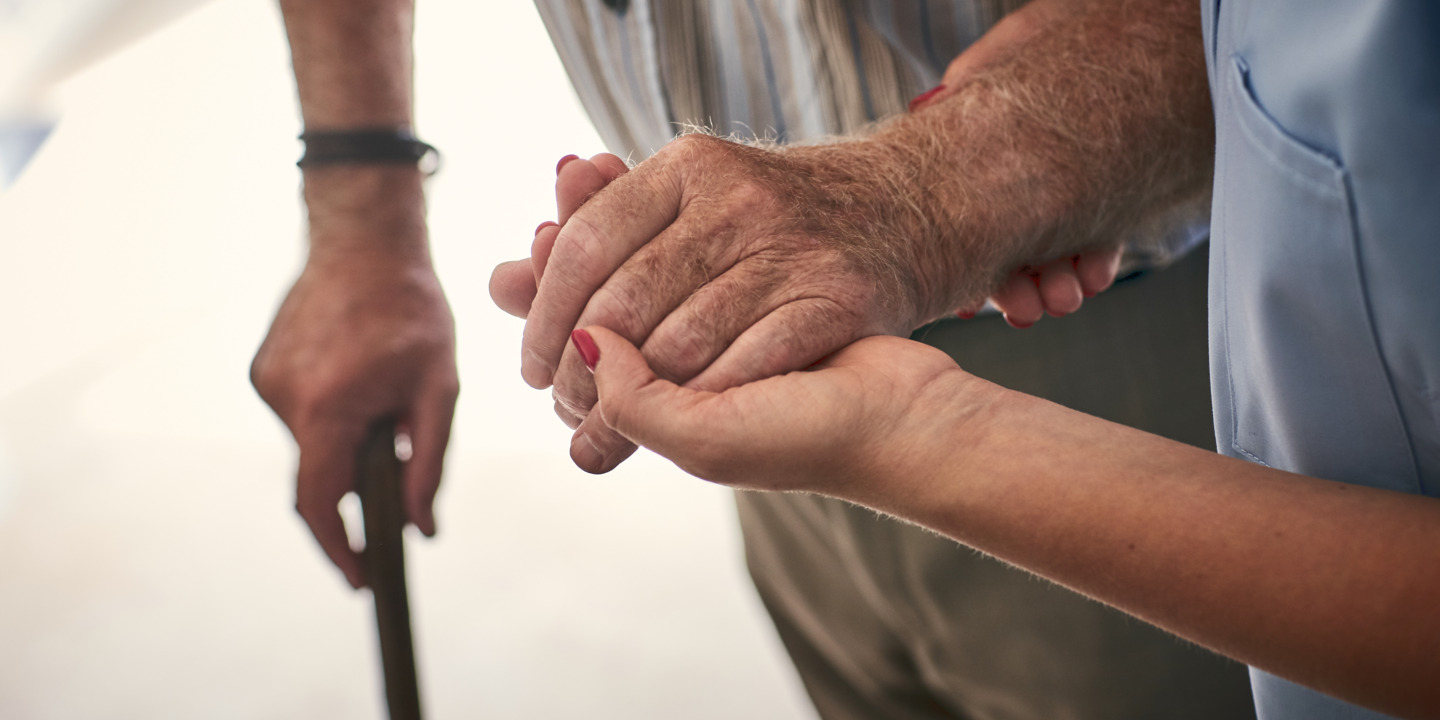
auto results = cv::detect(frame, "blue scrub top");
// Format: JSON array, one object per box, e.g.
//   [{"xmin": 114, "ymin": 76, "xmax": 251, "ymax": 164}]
[{"xmin": 1202, "ymin": 1, "xmax": 1440, "ymax": 718}]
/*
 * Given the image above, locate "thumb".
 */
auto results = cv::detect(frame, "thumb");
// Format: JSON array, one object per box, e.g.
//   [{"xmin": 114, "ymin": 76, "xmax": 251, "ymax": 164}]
[{"xmin": 571, "ymin": 326, "xmax": 701, "ymax": 458}]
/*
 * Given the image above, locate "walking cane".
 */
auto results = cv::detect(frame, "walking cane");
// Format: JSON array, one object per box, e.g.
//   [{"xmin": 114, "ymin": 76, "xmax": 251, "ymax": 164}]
[{"xmin": 356, "ymin": 420, "xmax": 424, "ymax": 720}]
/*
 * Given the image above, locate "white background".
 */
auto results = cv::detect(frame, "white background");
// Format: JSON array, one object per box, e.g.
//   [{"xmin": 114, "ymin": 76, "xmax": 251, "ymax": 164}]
[{"xmin": 0, "ymin": 1, "xmax": 814, "ymax": 717}]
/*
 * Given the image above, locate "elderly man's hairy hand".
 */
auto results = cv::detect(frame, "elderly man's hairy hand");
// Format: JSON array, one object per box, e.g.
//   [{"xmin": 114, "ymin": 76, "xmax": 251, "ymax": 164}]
[
  {"xmin": 253, "ymin": 251, "xmax": 457, "ymax": 588},
  {"xmin": 509, "ymin": 136, "xmax": 953, "ymax": 473}
]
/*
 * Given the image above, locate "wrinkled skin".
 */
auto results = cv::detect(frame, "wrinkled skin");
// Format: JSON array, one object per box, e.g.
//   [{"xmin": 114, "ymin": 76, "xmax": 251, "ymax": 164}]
[
  {"xmin": 253, "ymin": 247, "xmax": 457, "ymax": 589},
  {"xmin": 489, "ymin": 147, "xmax": 1118, "ymax": 474}
]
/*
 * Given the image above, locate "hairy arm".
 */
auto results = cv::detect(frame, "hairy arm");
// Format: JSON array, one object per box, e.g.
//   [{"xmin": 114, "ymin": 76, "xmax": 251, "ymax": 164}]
[
  {"xmin": 791, "ymin": 0, "xmax": 1214, "ymax": 322},
  {"xmin": 253, "ymin": 0, "xmax": 458, "ymax": 589}
]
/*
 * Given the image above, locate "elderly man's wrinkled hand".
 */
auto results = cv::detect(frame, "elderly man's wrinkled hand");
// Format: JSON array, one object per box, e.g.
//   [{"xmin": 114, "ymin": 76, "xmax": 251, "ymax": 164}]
[
  {"xmin": 253, "ymin": 252, "xmax": 457, "ymax": 588},
  {"xmin": 500, "ymin": 138, "xmax": 954, "ymax": 474}
]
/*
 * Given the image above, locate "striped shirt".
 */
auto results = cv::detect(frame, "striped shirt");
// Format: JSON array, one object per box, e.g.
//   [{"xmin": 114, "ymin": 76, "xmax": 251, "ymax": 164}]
[
  {"xmin": 533, "ymin": 0, "xmax": 1206, "ymax": 264},
  {"xmin": 533, "ymin": 0, "xmax": 1028, "ymax": 159}
]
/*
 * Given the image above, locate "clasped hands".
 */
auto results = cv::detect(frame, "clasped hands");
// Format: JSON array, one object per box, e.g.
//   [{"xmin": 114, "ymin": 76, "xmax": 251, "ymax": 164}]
[{"xmin": 489, "ymin": 135, "xmax": 1121, "ymax": 480}]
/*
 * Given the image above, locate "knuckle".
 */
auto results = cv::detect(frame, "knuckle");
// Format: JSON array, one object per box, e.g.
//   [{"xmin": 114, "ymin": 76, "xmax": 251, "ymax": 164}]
[
  {"xmin": 724, "ymin": 179, "xmax": 776, "ymax": 215},
  {"xmin": 554, "ymin": 400, "xmax": 583, "ymax": 429},
  {"xmin": 552, "ymin": 378, "xmax": 596, "ymax": 418},
  {"xmin": 596, "ymin": 395, "xmax": 632, "ymax": 437},
  {"xmin": 590, "ymin": 422, "xmax": 630, "ymax": 452},
  {"xmin": 668, "ymin": 132, "xmax": 726, "ymax": 161},
  {"xmin": 293, "ymin": 498, "xmax": 319, "ymax": 525},
  {"xmin": 248, "ymin": 352, "xmax": 281, "ymax": 396},
  {"xmin": 586, "ymin": 282, "xmax": 652, "ymax": 342},
  {"xmin": 441, "ymin": 377, "xmax": 461, "ymax": 400},
  {"xmin": 644, "ymin": 330, "xmax": 711, "ymax": 380},
  {"xmin": 549, "ymin": 214, "xmax": 610, "ymax": 283}
]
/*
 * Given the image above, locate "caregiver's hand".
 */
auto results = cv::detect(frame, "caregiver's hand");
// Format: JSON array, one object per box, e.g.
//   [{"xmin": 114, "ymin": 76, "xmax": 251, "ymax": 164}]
[
  {"xmin": 574, "ymin": 326, "xmax": 996, "ymax": 499},
  {"xmin": 977, "ymin": 246, "xmax": 1124, "ymax": 328}
]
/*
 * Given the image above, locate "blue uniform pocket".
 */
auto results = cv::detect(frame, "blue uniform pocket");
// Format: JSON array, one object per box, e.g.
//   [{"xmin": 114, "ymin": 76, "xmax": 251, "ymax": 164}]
[{"xmin": 1209, "ymin": 55, "xmax": 1418, "ymax": 490}]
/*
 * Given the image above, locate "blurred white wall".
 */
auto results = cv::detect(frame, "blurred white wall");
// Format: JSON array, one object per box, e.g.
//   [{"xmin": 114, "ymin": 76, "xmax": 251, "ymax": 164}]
[{"xmin": 0, "ymin": 1, "xmax": 814, "ymax": 718}]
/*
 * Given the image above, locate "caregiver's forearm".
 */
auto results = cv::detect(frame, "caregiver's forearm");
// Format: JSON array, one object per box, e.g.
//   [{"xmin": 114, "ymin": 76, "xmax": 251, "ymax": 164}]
[{"xmin": 877, "ymin": 376, "xmax": 1440, "ymax": 718}]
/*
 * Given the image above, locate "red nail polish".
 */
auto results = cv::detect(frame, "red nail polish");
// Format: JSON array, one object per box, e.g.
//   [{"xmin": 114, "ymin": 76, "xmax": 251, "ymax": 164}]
[
  {"xmin": 536, "ymin": 220, "xmax": 559, "ymax": 236},
  {"xmin": 955, "ymin": 310, "xmax": 975, "ymax": 320},
  {"xmin": 556, "ymin": 154, "xmax": 580, "ymax": 175},
  {"xmin": 908, "ymin": 84, "xmax": 947, "ymax": 113},
  {"xmin": 571, "ymin": 329, "xmax": 600, "ymax": 371}
]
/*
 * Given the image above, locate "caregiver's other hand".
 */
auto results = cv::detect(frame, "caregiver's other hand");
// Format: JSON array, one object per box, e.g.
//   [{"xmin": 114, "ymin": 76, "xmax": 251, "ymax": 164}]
[
  {"xmin": 974, "ymin": 245, "xmax": 1124, "ymax": 328},
  {"xmin": 576, "ymin": 326, "xmax": 999, "ymax": 500}
]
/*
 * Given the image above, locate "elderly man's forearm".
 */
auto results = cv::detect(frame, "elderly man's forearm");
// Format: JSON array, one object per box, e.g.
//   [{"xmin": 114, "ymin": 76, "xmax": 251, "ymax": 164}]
[
  {"xmin": 278, "ymin": 0, "xmax": 426, "ymax": 255},
  {"xmin": 787, "ymin": 0, "xmax": 1213, "ymax": 321}
]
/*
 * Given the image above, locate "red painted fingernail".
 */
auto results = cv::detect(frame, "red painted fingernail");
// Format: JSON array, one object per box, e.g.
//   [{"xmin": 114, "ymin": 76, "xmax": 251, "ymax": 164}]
[
  {"xmin": 536, "ymin": 220, "xmax": 559, "ymax": 236},
  {"xmin": 556, "ymin": 154, "xmax": 580, "ymax": 175},
  {"xmin": 908, "ymin": 84, "xmax": 947, "ymax": 113},
  {"xmin": 1004, "ymin": 315, "xmax": 1034, "ymax": 330},
  {"xmin": 571, "ymin": 329, "xmax": 600, "ymax": 371},
  {"xmin": 956, "ymin": 310, "xmax": 976, "ymax": 320}
]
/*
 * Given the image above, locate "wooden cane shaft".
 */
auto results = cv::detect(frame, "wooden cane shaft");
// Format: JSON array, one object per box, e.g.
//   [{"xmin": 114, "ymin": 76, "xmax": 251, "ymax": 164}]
[{"xmin": 357, "ymin": 421, "xmax": 423, "ymax": 720}]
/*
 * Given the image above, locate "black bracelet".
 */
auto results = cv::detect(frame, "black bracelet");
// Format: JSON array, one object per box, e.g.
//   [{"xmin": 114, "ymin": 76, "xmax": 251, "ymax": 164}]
[{"xmin": 297, "ymin": 128, "xmax": 441, "ymax": 175}]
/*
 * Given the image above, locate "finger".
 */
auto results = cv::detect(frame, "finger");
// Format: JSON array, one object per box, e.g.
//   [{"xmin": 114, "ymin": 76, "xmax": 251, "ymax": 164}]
[
  {"xmin": 590, "ymin": 152, "xmax": 630, "ymax": 182},
  {"xmin": 400, "ymin": 380, "xmax": 458, "ymax": 537},
  {"xmin": 532, "ymin": 221, "xmax": 561, "ymax": 281},
  {"xmin": 1037, "ymin": 256, "xmax": 1084, "ymax": 317},
  {"xmin": 554, "ymin": 399, "xmax": 582, "ymax": 430},
  {"xmin": 489, "ymin": 259, "xmax": 538, "ymax": 319},
  {"xmin": 573, "ymin": 269, "xmax": 821, "ymax": 473},
  {"xmin": 582, "ymin": 327, "xmax": 723, "ymax": 463},
  {"xmin": 990, "ymin": 271, "xmax": 1045, "ymax": 329},
  {"xmin": 548, "ymin": 216, "xmax": 748, "ymax": 414},
  {"xmin": 684, "ymin": 296, "xmax": 867, "ymax": 393},
  {"xmin": 1075, "ymin": 244, "xmax": 1124, "ymax": 297},
  {"xmin": 294, "ymin": 430, "xmax": 365, "ymax": 589},
  {"xmin": 569, "ymin": 409, "xmax": 639, "ymax": 474},
  {"xmin": 521, "ymin": 157, "xmax": 685, "ymax": 389},
  {"xmin": 633, "ymin": 263, "xmax": 833, "ymax": 391},
  {"xmin": 557, "ymin": 157, "xmax": 619, "ymax": 226}
]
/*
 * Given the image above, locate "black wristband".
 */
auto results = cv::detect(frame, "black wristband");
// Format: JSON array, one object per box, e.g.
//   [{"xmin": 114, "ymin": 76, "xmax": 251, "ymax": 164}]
[{"xmin": 297, "ymin": 128, "xmax": 441, "ymax": 175}]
